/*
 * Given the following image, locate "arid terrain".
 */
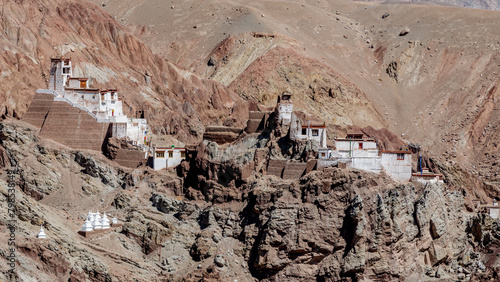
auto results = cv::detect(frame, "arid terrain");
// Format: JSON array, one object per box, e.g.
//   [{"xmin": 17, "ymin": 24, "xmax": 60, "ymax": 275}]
[{"xmin": 1, "ymin": 0, "xmax": 499, "ymax": 281}]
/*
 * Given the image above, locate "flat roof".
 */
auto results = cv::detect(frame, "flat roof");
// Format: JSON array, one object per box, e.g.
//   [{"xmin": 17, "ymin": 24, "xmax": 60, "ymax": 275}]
[
  {"xmin": 301, "ymin": 125, "xmax": 326, "ymax": 129},
  {"xmin": 65, "ymin": 88, "xmax": 100, "ymax": 92},
  {"xmin": 155, "ymin": 147, "xmax": 186, "ymax": 151},
  {"xmin": 412, "ymin": 173, "xmax": 443, "ymax": 177},
  {"xmin": 335, "ymin": 138, "xmax": 376, "ymax": 142},
  {"xmin": 382, "ymin": 150, "xmax": 412, "ymax": 154}
]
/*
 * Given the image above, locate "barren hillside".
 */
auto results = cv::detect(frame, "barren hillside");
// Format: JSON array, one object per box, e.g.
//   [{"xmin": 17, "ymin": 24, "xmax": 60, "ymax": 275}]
[
  {"xmin": 94, "ymin": 0, "xmax": 500, "ymax": 180},
  {"xmin": 1, "ymin": 0, "xmax": 500, "ymax": 281},
  {"xmin": 353, "ymin": 0, "xmax": 500, "ymax": 11}
]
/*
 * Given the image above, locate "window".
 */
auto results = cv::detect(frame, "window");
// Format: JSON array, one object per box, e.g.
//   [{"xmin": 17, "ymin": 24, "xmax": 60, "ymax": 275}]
[
  {"xmin": 63, "ymin": 67, "xmax": 70, "ymax": 74},
  {"xmin": 321, "ymin": 153, "xmax": 326, "ymax": 157},
  {"xmin": 359, "ymin": 143, "xmax": 363, "ymax": 149},
  {"xmin": 181, "ymin": 152, "xmax": 186, "ymax": 158},
  {"xmin": 302, "ymin": 128, "xmax": 307, "ymax": 135},
  {"xmin": 80, "ymin": 81, "xmax": 86, "ymax": 88},
  {"xmin": 312, "ymin": 129, "xmax": 319, "ymax": 136},
  {"xmin": 156, "ymin": 151, "xmax": 165, "ymax": 158},
  {"xmin": 169, "ymin": 152, "xmax": 173, "ymax": 158},
  {"xmin": 397, "ymin": 153, "xmax": 404, "ymax": 160}
]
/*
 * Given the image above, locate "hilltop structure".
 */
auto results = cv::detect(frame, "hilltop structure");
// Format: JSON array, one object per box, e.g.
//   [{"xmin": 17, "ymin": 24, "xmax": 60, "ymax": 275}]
[
  {"xmin": 24, "ymin": 57, "xmax": 148, "ymax": 166},
  {"xmin": 316, "ymin": 133, "xmax": 413, "ymax": 182},
  {"xmin": 275, "ymin": 94, "xmax": 413, "ymax": 182}
]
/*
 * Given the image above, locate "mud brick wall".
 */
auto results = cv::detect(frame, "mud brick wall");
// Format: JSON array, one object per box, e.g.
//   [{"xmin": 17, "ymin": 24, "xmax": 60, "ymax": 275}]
[
  {"xmin": 266, "ymin": 159, "xmax": 287, "ymax": 178},
  {"xmin": 23, "ymin": 93, "xmax": 55, "ymax": 128},
  {"xmin": 39, "ymin": 101, "xmax": 110, "ymax": 151},
  {"xmin": 113, "ymin": 148, "xmax": 146, "ymax": 168},
  {"xmin": 245, "ymin": 111, "xmax": 271, "ymax": 133},
  {"xmin": 282, "ymin": 162, "xmax": 307, "ymax": 180}
]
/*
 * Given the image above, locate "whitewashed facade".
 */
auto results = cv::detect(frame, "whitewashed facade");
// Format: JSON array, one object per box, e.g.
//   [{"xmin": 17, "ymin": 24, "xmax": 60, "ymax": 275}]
[
  {"xmin": 47, "ymin": 57, "xmax": 147, "ymax": 146},
  {"xmin": 290, "ymin": 113, "xmax": 328, "ymax": 148},
  {"xmin": 153, "ymin": 147, "xmax": 186, "ymax": 170},
  {"xmin": 277, "ymin": 93, "xmax": 293, "ymax": 125},
  {"xmin": 489, "ymin": 203, "xmax": 499, "ymax": 219},
  {"xmin": 381, "ymin": 151, "xmax": 412, "ymax": 182}
]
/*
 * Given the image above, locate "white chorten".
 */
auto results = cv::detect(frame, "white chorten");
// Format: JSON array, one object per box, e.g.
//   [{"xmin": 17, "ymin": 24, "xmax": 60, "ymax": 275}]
[
  {"xmin": 112, "ymin": 217, "xmax": 118, "ymax": 225},
  {"xmin": 93, "ymin": 212, "xmax": 102, "ymax": 229},
  {"xmin": 101, "ymin": 212, "xmax": 110, "ymax": 229},
  {"xmin": 37, "ymin": 225, "xmax": 47, "ymax": 239},
  {"xmin": 81, "ymin": 219, "xmax": 94, "ymax": 232}
]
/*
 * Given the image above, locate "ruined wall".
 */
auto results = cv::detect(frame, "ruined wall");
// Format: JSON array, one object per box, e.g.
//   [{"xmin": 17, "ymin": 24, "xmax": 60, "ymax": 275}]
[
  {"xmin": 113, "ymin": 148, "xmax": 145, "ymax": 168},
  {"xmin": 266, "ymin": 159, "xmax": 287, "ymax": 178},
  {"xmin": 266, "ymin": 159, "xmax": 308, "ymax": 180},
  {"xmin": 203, "ymin": 126, "xmax": 242, "ymax": 144},
  {"xmin": 282, "ymin": 162, "xmax": 307, "ymax": 180},
  {"xmin": 245, "ymin": 111, "xmax": 271, "ymax": 133}
]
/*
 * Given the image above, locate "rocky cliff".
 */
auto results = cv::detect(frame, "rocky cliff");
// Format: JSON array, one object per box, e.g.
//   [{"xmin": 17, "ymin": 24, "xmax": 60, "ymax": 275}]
[{"xmin": 1, "ymin": 121, "xmax": 499, "ymax": 281}]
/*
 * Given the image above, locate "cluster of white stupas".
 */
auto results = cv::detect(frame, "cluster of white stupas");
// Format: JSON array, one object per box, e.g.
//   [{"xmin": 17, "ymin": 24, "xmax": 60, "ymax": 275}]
[{"xmin": 81, "ymin": 210, "xmax": 117, "ymax": 232}]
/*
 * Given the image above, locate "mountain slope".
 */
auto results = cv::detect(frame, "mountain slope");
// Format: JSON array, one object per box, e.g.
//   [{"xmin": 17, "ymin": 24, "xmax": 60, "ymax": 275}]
[
  {"xmin": 94, "ymin": 0, "xmax": 500, "ymax": 182},
  {"xmin": 353, "ymin": 0, "xmax": 500, "ymax": 11},
  {"xmin": 0, "ymin": 0, "xmax": 248, "ymax": 144}
]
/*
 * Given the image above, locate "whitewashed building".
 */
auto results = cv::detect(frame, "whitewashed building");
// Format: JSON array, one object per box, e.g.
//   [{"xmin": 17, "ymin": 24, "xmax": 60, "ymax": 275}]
[
  {"xmin": 277, "ymin": 93, "xmax": 293, "ymax": 125},
  {"xmin": 318, "ymin": 133, "xmax": 413, "ymax": 181},
  {"xmin": 47, "ymin": 57, "xmax": 147, "ymax": 146},
  {"xmin": 335, "ymin": 133, "xmax": 378, "ymax": 158},
  {"xmin": 290, "ymin": 114, "xmax": 328, "ymax": 148},
  {"xmin": 153, "ymin": 147, "xmax": 186, "ymax": 170},
  {"xmin": 381, "ymin": 151, "xmax": 412, "ymax": 182},
  {"xmin": 489, "ymin": 202, "xmax": 499, "ymax": 219},
  {"xmin": 333, "ymin": 133, "xmax": 382, "ymax": 174}
]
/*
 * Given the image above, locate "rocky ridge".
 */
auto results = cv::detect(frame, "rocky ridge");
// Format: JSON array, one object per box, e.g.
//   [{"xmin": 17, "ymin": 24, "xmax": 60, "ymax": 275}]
[{"xmin": 1, "ymin": 121, "xmax": 500, "ymax": 281}]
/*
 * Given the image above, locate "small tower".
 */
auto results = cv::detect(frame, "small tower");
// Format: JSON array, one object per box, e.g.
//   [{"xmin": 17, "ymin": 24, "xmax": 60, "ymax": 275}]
[
  {"xmin": 37, "ymin": 225, "xmax": 47, "ymax": 239},
  {"xmin": 101, "ymin": 212, "xmax": 110, "ymax": 229},
  {"xmin": 48, "ymin": 57, "xmax": 72, "ymax": 92},
  {"xmin": 276, "ymin": 92, "xmax": 293, "ymax": 125}
]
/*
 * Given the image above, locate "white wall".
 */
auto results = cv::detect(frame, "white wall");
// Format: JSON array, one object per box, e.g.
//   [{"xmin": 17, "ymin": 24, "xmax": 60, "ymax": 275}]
[
  {"xmin": 153, "ymin": 148, "xmax": 186, "ymax": 170},
  {"xmin": 127, "ymin": 118, "xmax": 147, "ymax": 145},
  {"xmin": 278, "ymin": 103, "xmax": 293, "ymax": 124},
  {"xmin": 318, "ymin": 149, "xmax": 333, "ymax": 159},
  {"xmin": 335, "ymin": 140, "xmax": 377, "ymax": 151},
  {"xmin": 295, "ymin": 127, "xmax": 327, "ymax": 148},
  {"xmin": 381, "ymin": 153, "xmax": 412, "ymax": 182},
  {"xmin": 352, "ymin": 157, "xmax": 382, "ymax": 173},
  {"xmin": 489, "ymin": 207, "xmax": 499, "ymax": 219},
  {"xmin": 412, "ymin": 176, "xmax": 443, "ymax": 184}
]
